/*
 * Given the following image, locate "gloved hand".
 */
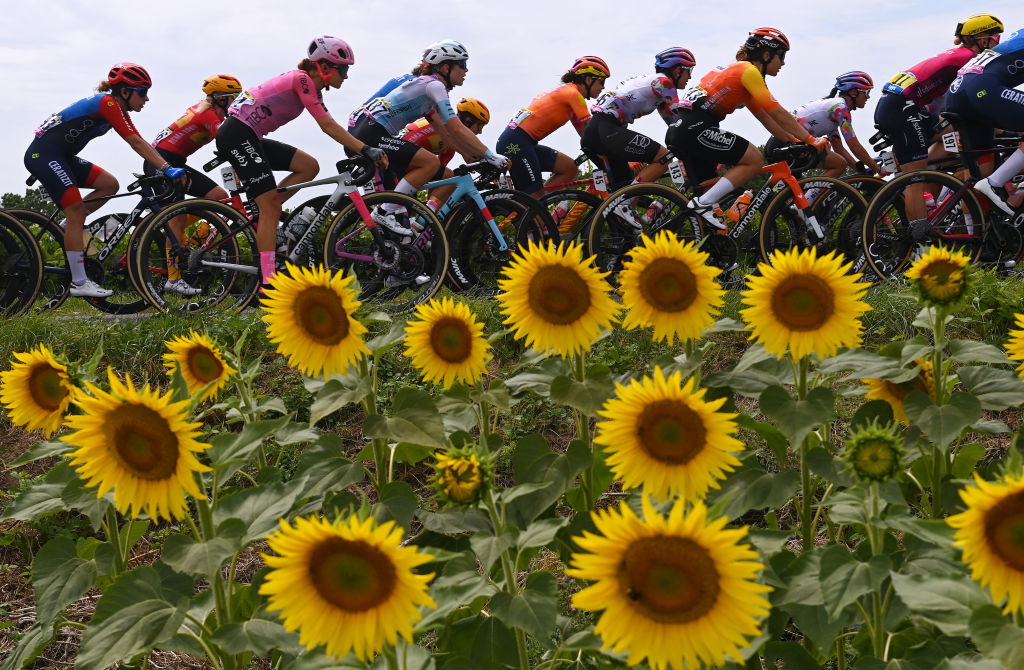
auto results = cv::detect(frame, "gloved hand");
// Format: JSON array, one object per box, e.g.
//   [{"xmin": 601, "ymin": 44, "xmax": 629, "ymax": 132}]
[
  {"xmin": 163, "ymin": 166, "xmax": 186, "ymax": 179},
  {"xmin": 360, "ymin": 145, "xmax": 386, "ymax": 162},
  {"xmin": 484, "ymin": 151, "xmax": 510, "ymax": 169},
  {"xmin": 805, "ymin": 135, "xmax": 830, "ymax": 152}
]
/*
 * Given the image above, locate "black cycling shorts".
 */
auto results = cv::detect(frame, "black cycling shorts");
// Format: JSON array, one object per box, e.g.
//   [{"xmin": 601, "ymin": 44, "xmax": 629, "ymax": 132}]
[
  {"xmin": 665, "ymin": 108, "xmax": 749, "ymax": 185},
  {"xmin": 349, "ymin": 112, "xmax": 423, "ymax": 186},
  {"xmin": 873, "ymin": 92, "xmax": 938, "ymax": 165},
  {"xmin": 496, "ymin": 126, "xmax": 559, "ymax": 193},
  {"xmin": 581, "ymin": 113, "xmax": 662, "ymax": 189},
  {"xmin": 23, "ymin": 139, "xmax": 100, "ymax": 208},
  {"xmin": 214, "ymin": 117, "xmax": 298, "ymax": 199}
]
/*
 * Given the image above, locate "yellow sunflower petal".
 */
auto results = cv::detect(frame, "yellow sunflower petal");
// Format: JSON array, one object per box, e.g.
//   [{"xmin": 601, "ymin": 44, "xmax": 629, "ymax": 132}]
[
  {"xmin": 1006, "ymin": 314, "xmax": 1024, "ymax": 378},
  {"xmin": 163, "ymin": 330, "xmax": 237, "ymax": 402},
  {"xmin": 62, "ymin": 367, "xmax": 210, "ymax": 521},
  {"xmin": 404, "ymin": 297, "xmax": 491, "ymax": 388},
  {"xmin": 259, "ymin": 513, "xmax": 437, "ymax": 660},
  {"xmin": 497, "ymin": 239, "xmax": 619, "ymax": 358},
  {"xmin": 0, "ymin": 345, "xmax": 74, "ymax": 438},
  {"xmin": 740, "ymin": 247, "xmax": 870, "ymax": 360},
  {"xmin": 904, "ymin": 246, "xmax": 972, "ymax": 307},
  {"xmin": 261, "ymin": 262, "xmax": 370, "ymax": 378},
  {"xmin": 862, "ymin": 358, "xmax": 934, "ymax": 424}
]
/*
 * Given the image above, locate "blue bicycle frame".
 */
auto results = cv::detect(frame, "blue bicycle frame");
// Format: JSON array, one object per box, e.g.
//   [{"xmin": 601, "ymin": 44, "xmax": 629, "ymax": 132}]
[{"xmin": 425, "ymin": 172, "xmax": 509, "ymax": 252}]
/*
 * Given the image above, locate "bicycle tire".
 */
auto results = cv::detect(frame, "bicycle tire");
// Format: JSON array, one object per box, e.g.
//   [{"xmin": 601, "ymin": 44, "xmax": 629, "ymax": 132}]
[
  {"xmin": 0, "ymin": 212, "xmax": 43, "ymax": 317},
  {"xmin": 129, "ymin": 199, "xmax": 251, "ymax": 313},
  {"xmin": 758, "ymin": 176, "xmax": 867, "ymax": 266},
  {"xmin": 843, "ymin": 175, "xmax": 886, "ymax": 201},
  {"xmin": 861, "ymin": 170, "xmax": 986, "ymax": 279},
  {"xmin": 584, "ymin": 182, "xmax": 703, "ymax": 284},
  {"xmin": 322, "ymin": 192, "xmax": 448, "ymax": 313},
  {"xmin": 478, "ymin": 188, "xmax": 560, "ymax": 242},
  {"xmin": 77, "ymin": 211, "xmax": 150, "ymax": 315},
  {"xmin": 539, "ymin": 188, "xmax": 604, "ymax": 243},
  {"xmin": 3, "ymin": 208, "xmax": 70, "ymax": 312}
]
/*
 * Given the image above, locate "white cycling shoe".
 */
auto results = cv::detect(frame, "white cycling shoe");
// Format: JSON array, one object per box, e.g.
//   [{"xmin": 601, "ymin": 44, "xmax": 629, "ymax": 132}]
[
  {"xmin": 164, "ymin": 278, "xmax": 202, "ymax": 296},
  {"xmin": 69, "ymin": 279, "xmax": 113, "ymax": 298}
]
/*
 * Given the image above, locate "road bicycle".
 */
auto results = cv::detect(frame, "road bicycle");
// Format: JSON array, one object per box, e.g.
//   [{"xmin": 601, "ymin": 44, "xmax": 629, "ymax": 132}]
[{"xmin": 0, "ymin": 212, "xmax": 43, "ymax": 317}]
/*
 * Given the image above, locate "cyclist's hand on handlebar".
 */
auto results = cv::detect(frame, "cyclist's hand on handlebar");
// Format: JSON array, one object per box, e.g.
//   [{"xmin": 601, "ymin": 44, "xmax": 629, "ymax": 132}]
[
  {"xmin": 805, "ymin": 136, "xmax": 830, "ymax": 152},
  {"xmin": 360, "ymin": 145, "xmax": 388, "ymax": 169},
  {"xmin": 484, "ymin": 151, "xmax": 510, "ymax": 169},
  {"xmin": 163, "ymin": 166, "xmax": 186, "ymax": 180}
]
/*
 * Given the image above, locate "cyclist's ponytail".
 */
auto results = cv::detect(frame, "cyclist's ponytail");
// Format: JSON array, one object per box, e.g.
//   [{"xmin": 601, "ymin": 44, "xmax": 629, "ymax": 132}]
[
  {"xmin": 96, "ymin": 81, "xmax": 112, "ymax": 93},
  {"xmin": 827, "ymin": 86, "xmax": 839, "ymax": 98},
  {"xmin": 297, "ymin": 58, "xmax": 316, "ymax": 73}
]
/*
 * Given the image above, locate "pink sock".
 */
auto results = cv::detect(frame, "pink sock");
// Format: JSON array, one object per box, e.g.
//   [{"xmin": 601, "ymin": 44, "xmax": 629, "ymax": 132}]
[{"xmin": 260, "ymin": 251, "xmax": 276, "ymax": 284}]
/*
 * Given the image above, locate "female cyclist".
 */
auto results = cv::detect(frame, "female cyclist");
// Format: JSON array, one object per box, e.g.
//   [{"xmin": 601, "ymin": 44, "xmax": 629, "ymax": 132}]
[
  {"xmin": 349, "ymin": 40, "xmax": 508, "ymax": 235},
  {"xmin": 873, "ymin": 14, "xmax": 1003, "ymax": 236},
  {"xmin": 144, "ymin": 74, "xmax": 243, "ymax": 295},
  {"xmin": 214, "ymin": 35, "xmax": 386, "ymax": 285},
  {"xmin": 24, "ymin": 63, "xmax": 186, "ymax": 298},
  {"xmin": 581, "ymin": 47, "xmax": 696, "ymax": 190},
  {"xmin": 665, "ymin": 28, "xmax": 829, "ymax": 228},
  {"xmin": 496, "ymin": 57, "xmax": 611, "ymax": 197},
  {"xmin": 765, "ymin": 71, "xmax": 880, "ymax": 177}
]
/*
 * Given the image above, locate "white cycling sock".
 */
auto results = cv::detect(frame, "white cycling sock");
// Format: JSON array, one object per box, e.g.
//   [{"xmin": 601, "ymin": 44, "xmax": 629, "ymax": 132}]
[
  {"xmin": 394, "ymin": 178, "xmax": 418, "ymax": 197},
  {"xmin": 695, "ymin": 177, "xmax": 738, "ymax": 208},
  {"xmin": 67, "ymin": 250, "xmax": 86, "ymax": 284},
  {"xmin": 988, "ymin": 149, "xmax": 1024, "ymax": 186}
]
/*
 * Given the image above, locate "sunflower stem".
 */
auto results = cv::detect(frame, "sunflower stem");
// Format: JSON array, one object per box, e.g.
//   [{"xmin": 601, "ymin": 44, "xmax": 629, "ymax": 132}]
[
  {"xmin": 796, "ymin": 356, "xmax": 817, "ymax": 552},
  {"xmin": 382, "ymin": 644, "xmax": 399, "ymax": 670},
  {"xmin": 572, "ymin": 353, "xmax": 596, "ymax": 511},
  {"xmin": 103, "ymin": 506, "xmax": 124, "ymax": 576},
  {"xmin": 360, "ymin": 356, "xmax": 389, "ymax": 490},
  {"xmin": 484, "ymin": 490, "xmax": 530, "ymax": 670},
  {"xmin": 835, "ymin": 631, "xmax": 848, "ymax": 670},
  {"xmin": 684, "ymin": 338, "xmax": 701, "ymax": 387}
]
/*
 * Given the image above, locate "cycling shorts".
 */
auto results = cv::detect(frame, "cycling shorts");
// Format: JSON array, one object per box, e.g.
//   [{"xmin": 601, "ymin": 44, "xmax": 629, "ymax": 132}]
[
  {"xmin": 664, "ymin": 108, "xmax": 749, "ymax": 185},
  {"xmin": 581, "ymin": 113, "xmax": 662, "ymax": 189},
  {"xmin": 946, "ymin": 73, "xmax": 1024, "ymax": 151},
  {"xmin": 496, "ymin": 126, "xmax": 559, "ymax": 193},
  {"xmin": 214, "ymin": 117, "xmax": 298, "ymax": 199},
  {"xmin": 142, "ymin": 147, "xmax": 218, "ymax": 200},
  {"xmin": 349, "ymin": 112, "xmax": 425, "ymax": 187},
  {"xmin": 873, "ymin": 92, "xmax": 938, "ymax": 165},
  {"xmin": 23, "ymin": 140, "xmax": 103, "ymax": 209}
]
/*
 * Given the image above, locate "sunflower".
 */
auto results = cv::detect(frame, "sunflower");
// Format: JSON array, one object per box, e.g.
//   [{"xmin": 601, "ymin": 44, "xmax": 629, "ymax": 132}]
[
  {"xmin": 618, "ymin": 231, "xmax": 724, "ymax": 343},
  {"xmin": 568, "ymin": 497, "xmax": 772, "ymax": 670},
  {"xmin": 260, "ymin": 514, "xmax": 436, "ymax": 660},
  {"xmin": 740, "ymin": 247, "xmax": 870, "ymax": 360},
  {"xmin": 842, "ymin": 419, "xmax": 904, "ymax": 482},
  {"xmin": 432, "ymin": 448, "xmax": 491, "ymax": 505},
  {"xmin": 0, "ymin": 345, "xmax": 74, "ymax": 438},
  {"xmin": 63, "ymin": 368, "xmax": 210, "ymax": 521},
  {"xmin": 497, "ymin": 239, "xmax": 618, "ymax": 358},
  {"xmin": 261, "ymin": 262, "xmax": 369, "ymax": 378},
  {"xmin": 404, "ymin": 297, "xmax": 490, "ymax": 388},
  {"xmin": 862, "ymin": 359, "xmax": 934, "ymax": 423},
  {"xmin": 162, "ymin": 330, "xmax": 236, "ymax": 402},
  {"xmin": 594, "ymin": 367, "xmax": 742, "ymax": 502},
  {"xmin": 1005, "ymin": 314, "xmax": 1024, "ymax": 378},
  {"xmin": 948, "ymin": 471, "xmax": 1024, "ymax": 614},
  {"xmin": 904, "ymin": 246, "xmax": 973, "ymax": 308}
]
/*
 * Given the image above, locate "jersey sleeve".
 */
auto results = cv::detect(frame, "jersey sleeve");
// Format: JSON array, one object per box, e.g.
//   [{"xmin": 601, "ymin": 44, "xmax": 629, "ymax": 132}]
[
  {"xmin": 425, "ymin": 79, "xmax": 456, "ymax": 122},
  {"xmin": 739, "ymin": 64, "xmax": 781, "ymax": 115},
  {"xmin": 830, "ymin": 101, "xmax": 856, "ymax": 141},
  {"xmin": 652, "ymin": 74, "xmax": 680, "ymax": 122},
  {"xmin": 294, "ymin": 72, "xmax": 332, "ymax": 122},
  {"xmin": 566, "ymin": 87, "xmax": 592, "ymax": 131},
  {"xmin": 97, "ymin": 95, "xmax": 140, "ymax": 139}
]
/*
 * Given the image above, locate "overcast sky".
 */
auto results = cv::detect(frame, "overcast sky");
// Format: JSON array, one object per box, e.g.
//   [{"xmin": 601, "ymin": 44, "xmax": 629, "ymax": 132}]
[{"xmin": 1, "ymin": 0, "xmax": 1019, "ymax": 200}]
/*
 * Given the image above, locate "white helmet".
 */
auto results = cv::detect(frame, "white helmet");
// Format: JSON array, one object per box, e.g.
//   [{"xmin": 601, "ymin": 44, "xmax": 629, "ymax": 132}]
[{"xmin": 422, "ymin": 39, "xmax": 468, "ymax": 65}]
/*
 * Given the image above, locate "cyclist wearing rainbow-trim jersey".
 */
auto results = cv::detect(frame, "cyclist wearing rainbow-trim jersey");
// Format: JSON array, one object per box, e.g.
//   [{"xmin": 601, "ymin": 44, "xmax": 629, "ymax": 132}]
[{"xmin": 496, "ymin": 57, "xmax": 610, "ymax": 196}]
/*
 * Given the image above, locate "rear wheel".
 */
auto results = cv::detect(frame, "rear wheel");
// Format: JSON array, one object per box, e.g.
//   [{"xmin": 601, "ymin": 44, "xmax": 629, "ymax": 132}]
[
  {"xmin": 0, "ymin": 212, "xmax": 43, "ymax": 317},
  {"xmin": 3, "ymin": 208, "xmax": 70, "ymax": 311},
  {"xmin": 539, "ymin": 189, "xmax": 604, "ymax": 243}
]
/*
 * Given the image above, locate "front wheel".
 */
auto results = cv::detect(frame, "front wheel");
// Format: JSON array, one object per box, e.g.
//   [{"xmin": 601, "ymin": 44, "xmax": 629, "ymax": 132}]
[{"xmin": 539, "ymin": 188, "xmax": 605, "ymax": 243}]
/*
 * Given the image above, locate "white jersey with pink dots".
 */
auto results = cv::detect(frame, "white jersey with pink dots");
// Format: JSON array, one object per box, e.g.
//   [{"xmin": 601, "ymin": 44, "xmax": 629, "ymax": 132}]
[{"xmin": 590, "ymin": 74, "xmax": 680, "ymax": 126}]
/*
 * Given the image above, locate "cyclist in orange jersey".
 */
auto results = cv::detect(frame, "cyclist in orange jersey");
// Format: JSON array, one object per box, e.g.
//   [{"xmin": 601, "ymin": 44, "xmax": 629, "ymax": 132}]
[
  {"xmin": 496, "ymin": 57, "xmax": 609, "ymax": 196},
  {"xmin": 665, "ymin": 28, "xmax": 829, "ymax": 229}
]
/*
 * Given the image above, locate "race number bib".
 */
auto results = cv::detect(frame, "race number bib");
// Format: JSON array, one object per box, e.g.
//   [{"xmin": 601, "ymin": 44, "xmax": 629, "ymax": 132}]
[
  {"xmin": 668, "ymin": 159, "xmax": 687, "ymax": 184},
  {"xmin": 882, "ymin": 72, "xmax": 918, "ymax": 95},
  {"xmin": 942, "ymin": 131, "xmax": 961, "ymax": 153},
  {"xmin": 34, "ymin": 113, "xmax": 62, "ymax": 138},
  {"xmin": 508, "ymin": 108, "xmax": 532, "ymax": 129},
  {"xmin": 592, "ymin": 169, "xmax": 608, "ymax": 192}
]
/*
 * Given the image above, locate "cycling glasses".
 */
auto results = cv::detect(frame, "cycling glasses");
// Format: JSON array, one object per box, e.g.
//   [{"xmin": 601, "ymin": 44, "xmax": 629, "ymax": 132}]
[
  {"xmin": 126, "ymin": 86, "xmax": 150, "ymax": 98},
  {"xmin": 324, "ymin": 63, "xmax": 350, "ymax": 76}
]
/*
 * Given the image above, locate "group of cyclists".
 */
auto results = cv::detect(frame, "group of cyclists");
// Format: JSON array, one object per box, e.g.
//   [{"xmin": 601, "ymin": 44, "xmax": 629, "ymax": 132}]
[{"xmin": 21, "ymin": 12, "xmax": 1024, "ymax": 301}]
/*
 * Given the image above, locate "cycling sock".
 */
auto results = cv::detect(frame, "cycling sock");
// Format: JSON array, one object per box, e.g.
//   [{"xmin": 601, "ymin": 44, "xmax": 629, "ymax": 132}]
[
  {"xmin": 426, "ymin": 198, "xmax": 441, "ymax": 211},
  {"xmin": 695, "ymin": 177, "xmax": 737, "ymax": 208},
  {"xmin": 260, "ymin": 251, "xmax": 276, "ymax": 284},
  {"xmin": 987, "ymin": 149, "xmax": 1024, "ymax": 186},
  {"xmin": 67, "ymin": 251, "xmax": 87, "ymax": 284},
  {"xmin": 394, "ymin": 178, "xmax": 418, "ymax": 197}
]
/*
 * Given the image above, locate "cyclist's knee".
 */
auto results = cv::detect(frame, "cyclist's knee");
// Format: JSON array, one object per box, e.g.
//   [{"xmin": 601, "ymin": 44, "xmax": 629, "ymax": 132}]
[
  {"xmin": 290, "ymin": 151, "xmax": 320, "ymax": 180},
  {"xmin": 205, "ymin": 186, "xmax": 229, "ymax": 200}
]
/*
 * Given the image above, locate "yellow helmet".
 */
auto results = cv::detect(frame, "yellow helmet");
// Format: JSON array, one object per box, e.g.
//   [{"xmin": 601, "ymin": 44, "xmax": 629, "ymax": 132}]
[
  {"xmin": 457, "ymin": 97, "xmax": 490, "ymax": 125},
  {"xmin": 202, "ymin": 74, "xmax": 243, "ymax": 96},
  {"xmin": 955, "ymin": 14, "xmax": 1003, "ymax": 38}
]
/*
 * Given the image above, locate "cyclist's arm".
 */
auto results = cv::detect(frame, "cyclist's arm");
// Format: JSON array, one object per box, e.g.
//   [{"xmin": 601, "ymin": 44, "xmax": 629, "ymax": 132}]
[
  {"xmin": 442, "ymin": 115, "xmax": 490, "ymax": 159},
  {"xmin": 752, "ymin": 107, "xmax": 807, "ymax": 142},
  {"xmin": 426, "ymin": 114, "xmax": 458, "ymax": 149},
  {"xmin": 844, "ymin": 135, "xmax": 881, "ymax": 174},
  {"xmin": 316, "ymin": 115, "xmax": 385, "ymax": 163},
  {"xmin": 832, "ymin": 140, "xmax": 857, "ymax": 166},
  {"xmin": 125, "ymin": 134, "xmax": 181, "ymax": 171}
]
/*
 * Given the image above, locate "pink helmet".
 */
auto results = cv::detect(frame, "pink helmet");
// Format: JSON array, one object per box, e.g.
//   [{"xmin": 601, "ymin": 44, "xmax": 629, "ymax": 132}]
[
  {"xmin": 655, "ymin": 47, "xmax": 696, "ymax": 70},
  {"xmin": 308, "ymin": 35, "xmax": 355, "ymax": 65},
  {"xmin": 835, "ymin": 71, "xmax": 874, "ymax": 92}
]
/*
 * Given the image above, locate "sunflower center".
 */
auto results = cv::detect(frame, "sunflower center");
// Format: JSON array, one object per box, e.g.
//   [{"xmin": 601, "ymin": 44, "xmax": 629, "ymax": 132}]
[
  {"xmin": 108, "ymin": 404, "xmax": 181, "ymax": 480},
  {"xmin": 983, "ymin": 491, "xmax": 1024, "ymax": 571},
  {"xmin": 28, "ymin": 364, "xmax": 68, "ymax": 412},
  {"xmin": 429, "ymin": 317, "xmax": 473, "ymax": 363},
  {"xmin": 918, "ymin": 261, "xmax": 964, "ymax": 301},
  {"xmin": 636, "ymin": 399, "xmax": 706, "ymax": 464},
  {"xmin": 638, "ymin": 257, "xmax": 697, "ymax": 313},
  {"xmin": 293, "ymin": 286, "xmax": 351, "ymax": 346},
  {"xmin": 527, "ymin": 265, "xmax": 591, "ymax": 325},
  {"xmin": 770, "ymin": 273, "xmax": 835, "ymax": 331},
  {"xmin": 185, "ymin": 347, "xmax": 224, "ymax": 384},
  {"xmin": 617, "ymin": 536, "xmax": 719, "ymax": 623},
  {"xmin": 309, "ymin": 537, "xmax": 397, "ymax": 612}
]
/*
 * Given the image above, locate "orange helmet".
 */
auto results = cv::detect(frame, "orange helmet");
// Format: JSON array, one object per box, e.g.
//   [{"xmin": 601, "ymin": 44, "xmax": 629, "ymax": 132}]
[
  {"xmin": 570, "ymin": 56, "xmax": 610, "ymax": 78},
  {"xmin": 202, "ymin": 74, "xmax": 243, "ymax": 95},
  {"xmin": 457, "ymin": 97, "xmax": 490, "ymax": 125}
]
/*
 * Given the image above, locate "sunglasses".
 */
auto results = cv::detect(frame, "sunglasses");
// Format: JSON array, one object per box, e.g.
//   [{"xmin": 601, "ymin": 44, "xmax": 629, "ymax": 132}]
[
  {"xmin": 454, "ymin": 60, "xmax": 469, "ymax": 71},
  {"xmin": 126, "ymin": 86, "xmax": 150, "ymax": 98},
  {"xmin": 324, "ymin": 63, "xmax": 350, "ymax": 76},
  {"xmin": 775, "ymin": 51, "xmax": 786, "ymax": 63}
]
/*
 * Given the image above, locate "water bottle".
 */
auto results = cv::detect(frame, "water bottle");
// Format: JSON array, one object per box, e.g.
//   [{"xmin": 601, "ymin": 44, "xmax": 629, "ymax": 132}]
[
  {"xmin": 923, "ymin": 191, "xmax": 936, "ymax": 215},
  {"xmin": 640, "ymin": 201, "xmax": 665, "ymax": 226},
  {"xmin": 726, "ymin": 190, "xmax": 754, "ymax": 223},
  {"xmin": 284, "ymin": 206, "xmax": 317, "ymax": 241}
]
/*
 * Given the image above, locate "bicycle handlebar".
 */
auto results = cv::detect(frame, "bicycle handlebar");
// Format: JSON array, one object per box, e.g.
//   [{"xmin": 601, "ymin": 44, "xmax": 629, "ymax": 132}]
[{"xmin": 334, "ymin": 155, "xmax": 376, "ymax": 187}]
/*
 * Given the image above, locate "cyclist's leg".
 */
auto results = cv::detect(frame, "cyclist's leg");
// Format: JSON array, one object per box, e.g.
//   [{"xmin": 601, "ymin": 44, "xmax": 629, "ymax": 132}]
[
  {"xmin": 821, "ymin": 149, "xmax": 846, "ymax": 177},
  {"xmin": 497, "ymin": 126, "xmax": 545, "ymax": 197},
  {"xmin": 545, "ymin": 150, "xmax": 578, "ymax": 190},
  {"xmin": 426, "ymin": 167, "xmax": 456, "ymax": 210},
  {"xmin": 265, "ymin": 140, "xmax": 314, "ymax": 205},
  {"xmin": 81, "ymin": 167, "xmax": 118, "ymax": 214}
]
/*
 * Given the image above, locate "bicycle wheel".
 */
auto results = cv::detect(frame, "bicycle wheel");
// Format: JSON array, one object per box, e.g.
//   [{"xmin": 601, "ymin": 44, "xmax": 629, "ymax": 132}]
[
  {"xmin": 3, "ymin": 208, "xmax": 70, "ymax": 311},
  {"xmin": 758, "ymin": 176, "xmax": 867, "ymax": 266},
  {"xmin": 479, "ymin": 188, "xmax": 559, "ymax": 242},
  {"xmin": 443, "ymin": 195, "xmax": 540, "ymax": 297},
  {"xmin": 584, "ymin": 183, "xmax": 703, "ymax": 284},
  {"xmin": 0, "ymin": 212, "xmax": 43, "ymax": 317},
  {"xmin": 844, "ymin": 175, "xmax": 886, "ymax": 201},
  {"xmin": 129, "ymin": 199, "xmax": 251, "ymax": 313},
  {"xmin": 862, "ymin": 170, "xmax": 986, "ymax": 279},
  {"xmin": 322, "ymin": 192, "xmax": 448, "ymax": 313},
  {"xmin": 78, "ymin": 212, "xmax": 150, "ymax": 315},
  {"xmin": 539, "ymin": 189, "xmax": 604, "ymax": 243}
]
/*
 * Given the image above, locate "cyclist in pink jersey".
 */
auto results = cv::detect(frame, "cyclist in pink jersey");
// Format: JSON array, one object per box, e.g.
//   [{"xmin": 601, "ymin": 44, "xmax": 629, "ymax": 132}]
[{"xmin": 214, "ymin": 35, "xmax": 387, "ymax": 285}]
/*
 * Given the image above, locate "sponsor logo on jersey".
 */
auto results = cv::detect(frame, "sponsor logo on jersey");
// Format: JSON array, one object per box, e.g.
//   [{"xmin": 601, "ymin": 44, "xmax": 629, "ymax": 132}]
[
  {"xmin": 1001, "ymin": 89, "xmax": 1024, "ymax": 104},
  {"xmin": 697, "ymin": 128, "xmax": 736, "ymax": 151},
  {"xmin": 48, "ymin": 161, "xmax": 73, "ymax": 187}
]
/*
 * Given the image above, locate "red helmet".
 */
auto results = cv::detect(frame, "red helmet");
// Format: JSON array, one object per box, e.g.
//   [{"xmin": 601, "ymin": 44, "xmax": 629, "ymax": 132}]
[
  {"xmin": 745, "ymin": 27, "xmax": 790, "ymax": 53},
  {"xmin": 107, "ymin": 62, "xmax": 152, "ymax": 88},
  {"xmin": 570, "ymin": 56, "xmax": 610, "ymax": 78}
]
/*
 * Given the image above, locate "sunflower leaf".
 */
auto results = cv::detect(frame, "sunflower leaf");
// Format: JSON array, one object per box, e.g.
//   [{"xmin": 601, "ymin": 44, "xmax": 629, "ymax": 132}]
[
  {"xmin": 758, "ymin": 385, "xmax": 836, "ymax": 450},
  {"xmin": 709, "ymin": 466, "xmax": 801, "ymax": 521},
  {"xmin": 308, "ymin": 374, "xmax": 373, "ymax": 427},
  {"xmin": 294, "ymin": 434, "xmax": 365, "ymax": 498},
  {"xmin": 819, "ymin": 546, "xmax": 891, "ymax": 620},
  {"xmin": 7, "ymin": 439, "xmax": 71, "ymax": 467},
  {"xmin": 366, "ymin": 318, "xmax": 407, "ymax": 355},
  {"xmin": 374, "ymin": 481, "xmax": 419, "ymax": 532},
  {"xmin": 31, "ymin": 537, "xmax": 99, "ymax": 626},
  {"xmin": 955, "ymin": 366, "xmax": 1024, "ymax": 411},
  {"xmin": 207, "ymin": 416, "xmax": 294, "ymax": 478},
  {"xmin": 889, "ymin": 571, "xmax": 991, "ymax": 636},
  {"xmin": 213, "ymin": 478, "xmax": 310, "ymax": 544},
  {"xmin": 949, "ymin": 339, "xmax": 1010, "ymax": 364},
  {"xmin": 969, "ymin": 605, "xmax": 1024, "ymax": 669},
  {"xmin": 60, "ymin": 477, "xmax": 112, "ymax": 530},
  {"xmin": 210, "ymin": 618, "xmax": 304, "ymax": 656},
  {"xmin": 549, "ymin": 365, "xmax": 614, "ymax": 417},
  {"xmin": 470, "ymin": 527, "xmax": 518, "ymax": 572},
  {"xmin": 490, "ymin": 572, "xmax": 557, "ymax": 646},
  {"xmin": 161, "ymin": 532, "xmax": 241, "ymax": 579},
  {"xmin": 762, "ymin": 641, "xmax": 825, "ymax": 670},
  {"xmin": 2, "ymin": 461, "xmax": 77, "ymax": 522},
  {"xmin": 504, "ymin": 357, "xmax": 572, "ymax": 398},
  {"xmin": 902, "ymin": 391, "xmax": 982, "ymax": 452},
  {"xmin": 364, "ymin": 410, "xmax": 447, "ymax": 449},
  {"xmin": 0, "ymin": 620, "xmax": 59, "ymax": 670}
]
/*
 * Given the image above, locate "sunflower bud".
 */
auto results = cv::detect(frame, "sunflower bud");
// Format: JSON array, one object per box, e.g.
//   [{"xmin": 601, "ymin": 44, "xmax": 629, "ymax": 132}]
[{"xmin": 842, "ymin": 419, "xmax": 905, "ymax": 483}]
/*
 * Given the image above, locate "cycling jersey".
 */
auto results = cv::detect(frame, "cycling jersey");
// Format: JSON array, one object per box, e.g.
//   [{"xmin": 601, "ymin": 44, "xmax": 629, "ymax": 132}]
[
  {"xmin": 507, "ymin": 84, "xmax": 591, "ymax": 141},
  {"xmin": 152, "ymin": 102, "xmax": 223, "ymax": 157},
  {"xmin": 362, "ymin": 75, "xmax": 456, "ymax": 136},
  {"xmin": 399, "ymin": 118, "xmax": 455, "ymax": 166},
  {"xmin": 227, "ymin": 70, "xmax": 331, "ymax": 138},
  {"xmin": 881, "ymin": 47, "xmax": 975, "ymax": 106},
  {"xmin": 794, "ymin": 97, "xmax": 856, "ymax": 142},
  {"xmin": 945, "ymin": 29, "xmax": 1024, "ymax": 146},
  {"xmin": 952, "ymin": 29, "xmax": 1024, "ymax": 86},
  {"xmin": 590, "ymin": 74, "xmax": 680, "ymax": 125},
  {"xmin": 362, "ymin": 74, "xmax": 416, "ymax": 106},
  {"xmin": 32, "ymin": 93, "xmax": 140, "ymax": 153},
  {"xmin": 680, "ymin": 62, "xmax": 781, "ymax": 120}
]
